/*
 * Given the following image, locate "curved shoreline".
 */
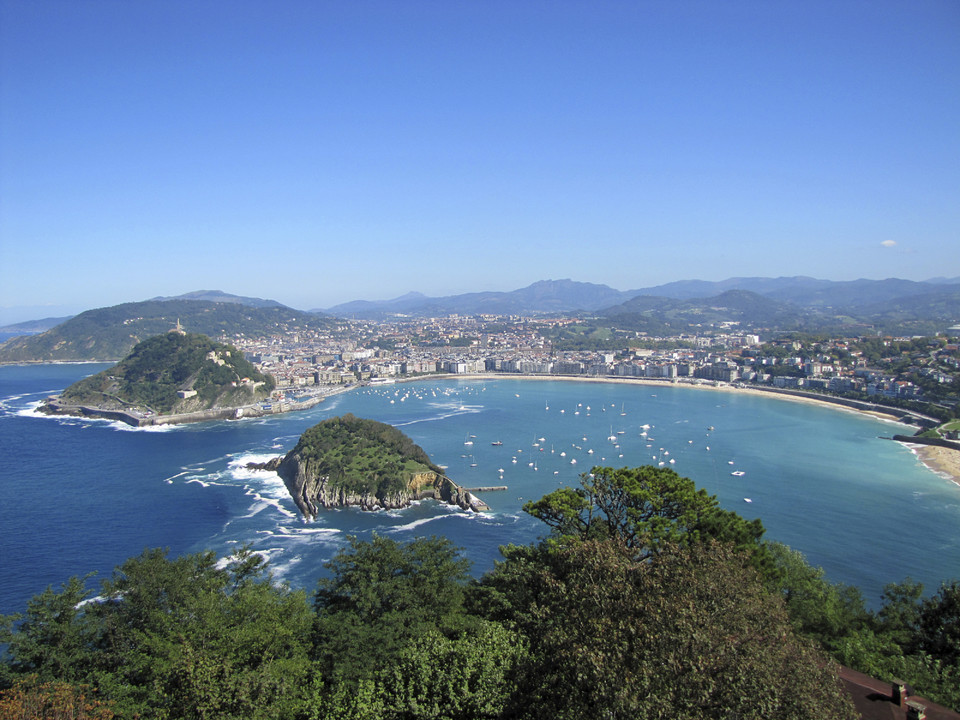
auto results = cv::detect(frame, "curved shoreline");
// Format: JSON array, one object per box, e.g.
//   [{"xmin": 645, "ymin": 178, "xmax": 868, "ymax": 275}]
[
  {"xmin": 396, "ymin": 373, "xmax": 960, "ymax": 487},
  {"xmin": 30, "ymin": 366, "xmax": 960, "ymax": 488}
]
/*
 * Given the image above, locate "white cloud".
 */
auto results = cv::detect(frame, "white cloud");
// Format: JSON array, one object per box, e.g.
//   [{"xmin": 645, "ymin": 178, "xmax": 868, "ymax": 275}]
[{"xmin": 880, "ymin": 240, "xmax": 897, "ymax": 247}]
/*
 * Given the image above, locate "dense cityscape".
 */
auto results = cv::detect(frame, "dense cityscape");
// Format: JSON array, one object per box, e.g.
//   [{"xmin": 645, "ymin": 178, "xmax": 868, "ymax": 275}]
[{"xmin": 229, "ymin": 314, "xmax": 960, "ymax": 426}]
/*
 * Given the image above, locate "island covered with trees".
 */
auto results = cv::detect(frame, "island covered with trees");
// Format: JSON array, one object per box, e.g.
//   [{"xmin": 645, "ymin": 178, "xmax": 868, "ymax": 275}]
[
  {"xmin": 264, "ymin": 414, "xmax": 489, "ymax": 514},
  {"xmin": 40, "ymin": 331, "xmax": 276, "ymax": 425},
  {"xmin": 2, "ymin": 465, "xmax": 957, "ymax": 719}
]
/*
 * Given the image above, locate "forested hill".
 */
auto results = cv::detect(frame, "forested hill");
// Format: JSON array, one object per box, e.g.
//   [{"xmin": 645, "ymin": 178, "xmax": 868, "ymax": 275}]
[
  {"xmin": 274, "ymin": 414, "xmax": 469, "ymax": 514},
  {"xmin": 53, "ymin": 332, "xmax": 274, "ymax": 415},
  {"xmin": 0, "ymin": 299, "xmax": 335, "ymax": 362}
]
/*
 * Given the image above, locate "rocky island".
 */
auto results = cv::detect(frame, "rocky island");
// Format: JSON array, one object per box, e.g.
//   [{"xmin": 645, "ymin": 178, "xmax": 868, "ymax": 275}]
[
  {"xmin": 252, "ymin": 414, "xmax": 490, "ymax": 515},
  {"xmin": 40, "ymin": 330, "xmax": 277, "ymax": 426}
]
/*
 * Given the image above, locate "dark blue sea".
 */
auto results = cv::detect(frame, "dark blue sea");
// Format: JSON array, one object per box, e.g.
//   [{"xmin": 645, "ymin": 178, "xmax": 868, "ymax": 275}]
[{"xmin": 2, "ymin": 364, "xmax": 958, "ymax": 615}]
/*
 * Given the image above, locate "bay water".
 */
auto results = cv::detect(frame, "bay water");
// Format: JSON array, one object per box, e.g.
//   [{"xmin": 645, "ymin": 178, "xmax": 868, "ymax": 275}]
[{"xmin": 1, "ymin": 363, "xmax": 958, "ymax": 616}]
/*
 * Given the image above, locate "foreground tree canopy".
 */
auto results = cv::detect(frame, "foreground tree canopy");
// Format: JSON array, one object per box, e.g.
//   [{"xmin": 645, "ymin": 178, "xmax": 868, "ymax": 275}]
[
  {"xmin": 2, "ymin": 465, "xmax": 957, "ymax": 718},
  {"xmin": 523, "ymin": 465, "xmax": 766, "ymax": 558}
]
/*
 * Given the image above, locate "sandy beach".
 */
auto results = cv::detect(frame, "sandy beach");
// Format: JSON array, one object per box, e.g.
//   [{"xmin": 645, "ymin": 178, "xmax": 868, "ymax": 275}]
[{"xmin": 913, "ymin": 445, "xmax": 960, "ymax": 488}]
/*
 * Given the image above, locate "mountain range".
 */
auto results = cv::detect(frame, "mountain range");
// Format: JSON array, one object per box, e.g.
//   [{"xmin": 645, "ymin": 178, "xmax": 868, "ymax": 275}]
[
  {"xmin": 319, "ymin": 276, "xmax": 960, "ymax": 318},
  {"xmin": 2, "ymin": 277, "xmax": 959, "ymax": 362}
]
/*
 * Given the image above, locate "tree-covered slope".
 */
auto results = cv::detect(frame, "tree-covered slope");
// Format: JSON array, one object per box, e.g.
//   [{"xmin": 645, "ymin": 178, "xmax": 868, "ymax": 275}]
[
  {"xmin": 55, "ymin": 332, "xmax": 274, "ymax": 415},
  {"xmin": 283, "ymin": 414, "xmax": 443, "ymax": 500},
  {"xmin": 0, "ymin": 299, "xmax": 334, "ymax": 362}
]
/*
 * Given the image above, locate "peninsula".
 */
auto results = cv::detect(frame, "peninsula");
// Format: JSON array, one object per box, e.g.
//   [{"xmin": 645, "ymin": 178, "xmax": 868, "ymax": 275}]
[
  {"xmin": 253, "ymin": 414, "xmax": 489, "ymax": 515},
  {"xmin": 39, "ymin": 330, "xmax": 278, "ymax": 426}
]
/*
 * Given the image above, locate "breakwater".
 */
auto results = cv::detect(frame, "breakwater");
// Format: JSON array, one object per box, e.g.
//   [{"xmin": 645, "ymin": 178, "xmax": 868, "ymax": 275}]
[{"xmin": 892, "ymin": 434, "xmax": 960, "ymax": 451}]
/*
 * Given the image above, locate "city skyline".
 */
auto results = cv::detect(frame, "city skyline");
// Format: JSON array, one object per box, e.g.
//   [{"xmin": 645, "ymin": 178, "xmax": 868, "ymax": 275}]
[{"xmin": 2, "ymin": 1, "xmax": 958, "ymax": 322}]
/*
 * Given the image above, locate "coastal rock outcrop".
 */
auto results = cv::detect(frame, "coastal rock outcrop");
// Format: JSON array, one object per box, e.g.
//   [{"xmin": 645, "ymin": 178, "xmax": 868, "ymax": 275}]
[
  {"xmin": 247, "ymin": 415, "xmax": 489, "ymax": 517},
  {"xmin": 272, "ymin": 456, "xmax": 487, "ymax": 517}
]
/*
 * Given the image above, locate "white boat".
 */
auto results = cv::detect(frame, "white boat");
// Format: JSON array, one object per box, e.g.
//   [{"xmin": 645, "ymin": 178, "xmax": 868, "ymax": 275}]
[
  {"xmin": 731, "ymin": 470, "xmax": 745, "ymax": 476},
  {"xmin": 743, "ymin": 498, "xmax": 752, "ymax": 503}
]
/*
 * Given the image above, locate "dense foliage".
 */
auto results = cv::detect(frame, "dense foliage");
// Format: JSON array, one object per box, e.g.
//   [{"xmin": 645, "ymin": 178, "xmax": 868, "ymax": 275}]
[
  {"xmin": 523, "ymin": 465, "xmax": 767, "ymax": 560},
  {"xmin": 291, "ymin": 414, "xmax": 443, "ymax": 496},
  {"xmin": 3, "ymin": 465, "xmax": 958, "ymax": 718},
  {"xmin": 475, "ymin": 539, "xmax": 857, "ymax": 720},
  {"xmin": 0, "ymin": 299, "xmax": 336, "ymax": 362},
  {"xmin": 58, "ymin": 332, "xmax": 274, "ymax": 414},
  {"xmin": 1, "ymin": 548, "xmax": 313, "ymax": 719}
]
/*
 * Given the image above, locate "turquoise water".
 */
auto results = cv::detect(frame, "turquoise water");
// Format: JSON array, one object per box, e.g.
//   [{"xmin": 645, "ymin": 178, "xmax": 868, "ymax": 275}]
[{"xmin": 1, "ymin": 365, "xmax": 958, "ymax": 615}]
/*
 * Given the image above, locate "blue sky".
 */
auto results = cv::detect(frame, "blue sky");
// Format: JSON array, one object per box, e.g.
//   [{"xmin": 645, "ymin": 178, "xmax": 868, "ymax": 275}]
[{"xmin": 1, "ymin": 1, "xmax": 958, "ymax": 322}]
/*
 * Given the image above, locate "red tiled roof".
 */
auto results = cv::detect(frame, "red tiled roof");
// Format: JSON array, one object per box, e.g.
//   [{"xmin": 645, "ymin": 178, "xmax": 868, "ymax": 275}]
[{"xmin": 839, "ymin": 666, "xmax": 959, "ymax": 720}]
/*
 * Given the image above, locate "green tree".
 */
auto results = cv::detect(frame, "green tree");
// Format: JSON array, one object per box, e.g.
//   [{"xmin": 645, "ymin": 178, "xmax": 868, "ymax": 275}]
[
  {"xmin": 763, "ymin": 542, "xmax": 869, "ymax": 652},
  {"xmin": 875, "ymin": 578, "xmax": 924, "ymax": 649},
  {"xmin": 917, "ymin": 580, "xmax": 960, "ymax": 665},
  {"xmin": 311, "ymin": 535, "xmax": 526, "ymax": 719},
  {"xmin": 2, "ymin": 547, "xmax": 314, "ymax": 720},
  {"xmin": 523, "ymin": 465, "xmax": 766, "ymax": 560},
  {"xmin": 476, "ymin": 539, "xmax": 857, "ymax": 720},
  {"xmin": 313, "ymin": 535, "xmax": 474, "ymax": 681},
  {"xmin": 0, "ymin": 576, "xmax": 97, "ymax": 686}
]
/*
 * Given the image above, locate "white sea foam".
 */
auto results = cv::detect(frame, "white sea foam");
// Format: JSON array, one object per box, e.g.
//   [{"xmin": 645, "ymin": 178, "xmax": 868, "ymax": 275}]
[
  {"xmin": 245, "ymin": 491, "xmax": 297, "ymax": 518},
  {"xmin": 15, "ymin": 400, "xmax": 48, "ymax": 418},
  {"xmin": 396, "ymin": 403, "xmax": 484, "ymax": 427},
  {"xmin": 111, "ymin": 421, "xmax": 177, "ymax": 433},
  {"xmin": 384, "ymin": 514, "xmax": 458, "ymax": 533},
  {"xmin": 276, "ymin": 526, "xmax": 341, "ymax": 536}
]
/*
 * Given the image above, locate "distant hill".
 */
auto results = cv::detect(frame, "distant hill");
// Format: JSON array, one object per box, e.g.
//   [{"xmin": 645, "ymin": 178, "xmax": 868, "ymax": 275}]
[
  {"xmin": 598, "ymin": 289, "xmax": 814, "ymax": 333},
  {"xmin": 149, "ymin": 290, "xmax": 288, "ymax": 309},
  {"xmin": 45, "ymin": 332, "xmax": 274, "ymax": 416},
  {"xmin": 0, "ymin": 299, "xmax": 336, "ymax": 363},
  {"xmin": 595, "ymin": 284, "xmax": 960, "ymax": 336},
  {"xmin": 0, "ymin": 316, "xmax": 73, "ymax": 335},
  {"xmin": 626, "ymin": 276, "xmax": 960, "ymax": 309},
  {"xmin": 322, "ymin": 279, "xmax": 634, "ymax": 318},
  {"xmin": 321, "ymin": 276, "xmax": 960, "ymax": 327}
]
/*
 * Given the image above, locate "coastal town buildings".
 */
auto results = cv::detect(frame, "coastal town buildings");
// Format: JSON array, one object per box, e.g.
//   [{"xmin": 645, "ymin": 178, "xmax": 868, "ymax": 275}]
[{"xmin": 222, "ymin": 314, "xmax": 956, "ymax": 423}]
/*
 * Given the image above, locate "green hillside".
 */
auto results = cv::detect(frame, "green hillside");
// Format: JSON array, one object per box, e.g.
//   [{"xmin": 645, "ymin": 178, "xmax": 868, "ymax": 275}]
[
  {"xmin": 289, "ymin": 414, "xmax": 443, "ymax": 497},
  {"xmin": 57, "ymin": 332, "xmax": 275, "ymax": 415},
  {"xmin": 0, "ymin": 299, "xmax": 335, "ymax": 362}
]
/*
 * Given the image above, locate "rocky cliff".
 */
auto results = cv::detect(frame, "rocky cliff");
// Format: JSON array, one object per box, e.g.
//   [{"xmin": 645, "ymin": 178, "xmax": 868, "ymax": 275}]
[{"xmin": 250, "ymin": 455, "xmax": 489, "ymax": 517}]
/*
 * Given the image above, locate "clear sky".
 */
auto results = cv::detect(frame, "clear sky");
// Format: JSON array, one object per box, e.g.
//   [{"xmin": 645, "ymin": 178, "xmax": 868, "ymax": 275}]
[{"xmin": 1, "ymin": 1, "xmax": 958, "ymax": 322}]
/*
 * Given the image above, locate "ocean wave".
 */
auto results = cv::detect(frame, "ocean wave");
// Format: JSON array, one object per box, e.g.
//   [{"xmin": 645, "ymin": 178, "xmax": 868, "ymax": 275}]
[
  {"xmin": 395, "ymin": 404, "xmax": 484, "ymax": 427},
  {"xmin": 243, "ymin": 490, "xmax": 297, "ymax": 518},
  {"xmin": 383, "ymin": 515, "xmax": 453, "ymax": 534},
  {"xmin": 163, "ymin": 470, "xmax": 191, "ymax": 484},
  {"xmin": 14, "ymin": 400, "xmax": 47, "ymax": 418},
  {"xmin": 110, "ymin": 421, "xmax": 177, "ymax": 433},
  {"xmin": 275, "ymin": 526, "xmax": 342, "ymax": 536},
  {"xmin": 228, "ymin": 453, "xmax": 283, "ymax": 480},
  {"xmin": 17, "ymin": 404, "xmax": 179, "ymax": 432}
]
